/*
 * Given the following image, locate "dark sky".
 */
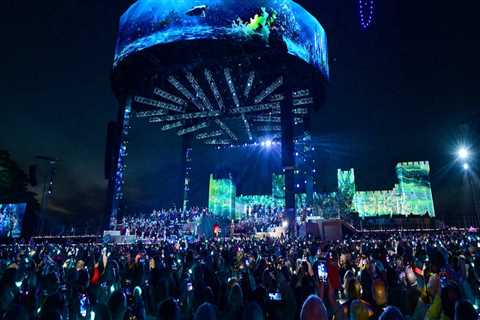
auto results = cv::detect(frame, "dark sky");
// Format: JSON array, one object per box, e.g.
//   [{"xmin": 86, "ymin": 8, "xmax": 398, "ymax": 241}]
[{"xmin": 1, "ymin": 0, "xmax": 478, "ymax": 225}]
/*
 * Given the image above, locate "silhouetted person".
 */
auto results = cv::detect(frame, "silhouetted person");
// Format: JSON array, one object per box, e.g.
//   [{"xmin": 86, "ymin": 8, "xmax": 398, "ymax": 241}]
[
  {"xmin": 300, "ymin": 295, "xmax": 328, "ymax": 320},
  {"xmin": 454, "ymin": 300, "xmax": 478, "ymax": 320}
]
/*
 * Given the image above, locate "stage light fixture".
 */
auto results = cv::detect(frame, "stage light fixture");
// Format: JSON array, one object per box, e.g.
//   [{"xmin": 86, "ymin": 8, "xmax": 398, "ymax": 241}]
[
  {"xmin": 265, "ymin": 139, "xmax": 272, "ymax": 148},
  {"xmin": 134, "ymin": 96, "xmax": 184, "ymax": 113},
  {"xmin": 254, "ymin": 77, "xmax": 283, "ymax": 103},
  {"xmin": 463, "ymin": 163, "xmax": 470, "ymax": 170},
  {"xmin": 282, "ymin": 220, "xmax": 289, "ymax": 228},
  {"xmin": 457, "ymin": 146, "xmax": 470, "ymax": 160}
]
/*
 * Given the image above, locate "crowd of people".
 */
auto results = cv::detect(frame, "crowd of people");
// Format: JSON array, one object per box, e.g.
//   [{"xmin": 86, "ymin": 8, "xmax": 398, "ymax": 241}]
[
  {"xmin": 233, "ymin": 205, "xmax": 285, "ymax": 235},
  {"xmin": 117, "ymin": 208, "xmax": 207, "ymax": 240},
  {"xmin": 114, "ymin": 206, "xmax": 288, "ymax": 240},
  {"xmin": 1, "ymin": 229, "xmax": 480, "ymax": 320}
]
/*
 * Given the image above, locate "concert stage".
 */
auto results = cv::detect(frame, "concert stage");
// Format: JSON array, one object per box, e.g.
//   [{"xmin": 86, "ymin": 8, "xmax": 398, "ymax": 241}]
[{"xmin": 297, "ymin": 218, "xmax": 355, "ymax": 241}]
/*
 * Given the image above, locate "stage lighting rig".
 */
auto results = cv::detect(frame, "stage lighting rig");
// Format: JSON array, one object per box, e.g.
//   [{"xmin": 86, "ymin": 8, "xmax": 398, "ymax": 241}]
[{"xmin": 457, "ymin": 146, "xmax": 470, "ymax": 160}]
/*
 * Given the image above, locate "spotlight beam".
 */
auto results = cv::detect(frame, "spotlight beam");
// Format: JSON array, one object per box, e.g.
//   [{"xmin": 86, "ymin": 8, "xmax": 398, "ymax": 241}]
[
  {"xmin": 168, "ymin": 76, "xmax": 205, "ymax": 110},
  {"xmin": 185, "ymin": 71, "xmax": 213, "ymax": 110},
  {"xmin": 177, "ymin": 122, "xmax": 209, "ymax": 136},
  {"xmin": 224, "ymin": 68, "xmax": 240, "ymax": 108},
  {"xmin": 136, "ymin": 110, "xmax": 166, "ymax": 118},
  {"xmin": 153, "ymin": 88, "xmax": 188, "ymax": 106},
  {"xmin": 254, "ymin": 76, "xmax": 283, "ymax": 104},
  {"xmin": 244, "ymin": 71, "xmax": 255, "ymax": 99},
  {"xmin": 133, "ymin": 96, "xmax": 185, "ymax": 113},
  {"xmin": 204, "ymin": 69, "xmax": 225, "ymax": 111}
]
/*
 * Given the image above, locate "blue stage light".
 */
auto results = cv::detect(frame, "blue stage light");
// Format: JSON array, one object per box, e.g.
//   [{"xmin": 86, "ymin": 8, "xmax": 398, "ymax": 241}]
[{"xmin": 458, "ymin": 146, "xmax": 470, "ymax": 160}]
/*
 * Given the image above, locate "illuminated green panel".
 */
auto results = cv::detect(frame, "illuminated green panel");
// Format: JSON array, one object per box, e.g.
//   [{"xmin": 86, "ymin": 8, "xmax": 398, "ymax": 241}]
[
  {"xmin": 353, "ymin": 190, "xmax": 392, "ymax": 217},
  {"xmin": 396, "ymin": 161, "xmax": 435, "ymax": 217},
  {"xmin": 208, "ymin": 174, "xmax": 236, "ymax": 219},
  {"xmin": 353, "ymin": 161, "xmax": 435, "ymax": 218},
  {"xmin": 272, "ymin": 173, "xmax": 285, "ymax": 200},
  {"xmin": 337, "ymin": 169, "xmax": 355, "ymax": 211},
  {"xmin": 208, "ymin": 162, "xmax": 435, "ymax": 220},
  {"xmin": 314, "ymin": 192, "xmax": 341, "ymax": 218},
  {"xmin": 296, "ymin": 193, "xmax": 307, "ymax": 208},
  {"xmin": 338, "ymin": 169, "xmax": 355, "ymax": 196}
]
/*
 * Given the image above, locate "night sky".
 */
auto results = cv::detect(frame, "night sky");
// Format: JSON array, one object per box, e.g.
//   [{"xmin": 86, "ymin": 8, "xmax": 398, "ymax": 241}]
[{"xmin": 1, "ymin": 0, "xmax": 478, "ymax": 226}]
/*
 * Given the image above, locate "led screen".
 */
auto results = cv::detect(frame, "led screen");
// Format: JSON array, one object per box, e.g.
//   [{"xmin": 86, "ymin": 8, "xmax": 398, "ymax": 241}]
[
  {"xmin": 115, "ymin": 0, "xmax": 329, "ymax": 77},
  {"xmin": 353, "ymin": 190, "xmax": 398, "ymax": 217},
  {"xmin": 337, "ymin": 169, "xmax": 355, "ymax": 211},
  {"xmin": 0, "ymin": 203, "xmax": 26, "ymax": 238},
  {"xmin": 208, "ymin": 175, "xmax": 236, "ymax": 218},
  {"xmin": 272, "ymin": 173, "xmax": 285, "ymax": 200},
  {"xmin": 396, "ymin": 162, "xmax": 435, "ymax": 216},
  {"xmin": 338, "ymin": 169, "xmax": 355, "ymax": 197},
  {"xmin": 207, "ymin": 162, "xmax": 435, "ymax": 219},
  {"xmin": 352, "ymin": 162, "xmax": 435, "ymax": 217}
]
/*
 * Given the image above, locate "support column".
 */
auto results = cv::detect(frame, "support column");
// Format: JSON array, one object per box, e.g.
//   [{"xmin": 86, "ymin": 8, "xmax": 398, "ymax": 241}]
[
  {"xmin": 304, "ymin": 144, "xmax": 314, "ymax": 207},
  {"xmin": 281, "ymin": 86, "xmax": 296, "ymax": 235},
  {"xmin": 303, "ymin": 115, "xmax": 314, "ymax": 208},
  {"xmin": 109, "ymin": 96, "xmax": 132, "ymax": 229},
  {"xmin": 182, "ymin": 135, "xmax": 193, "ymax": 211}
]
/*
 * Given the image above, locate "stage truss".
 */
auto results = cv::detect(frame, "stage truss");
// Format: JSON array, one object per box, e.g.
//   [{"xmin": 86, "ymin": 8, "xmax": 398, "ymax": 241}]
[
  {"xmin": 132, "ymin": 68, "xmax": 315, "ymax": 146},
  {"xmin": 108, "ymin": 64, "xmax": 321, "ymax": 229}
]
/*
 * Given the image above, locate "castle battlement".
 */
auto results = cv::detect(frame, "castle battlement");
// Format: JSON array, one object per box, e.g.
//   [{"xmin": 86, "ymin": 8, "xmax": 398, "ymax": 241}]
[{"xmin": 396, "ymin": 161, "xmax": 430, "ymax": 168}]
